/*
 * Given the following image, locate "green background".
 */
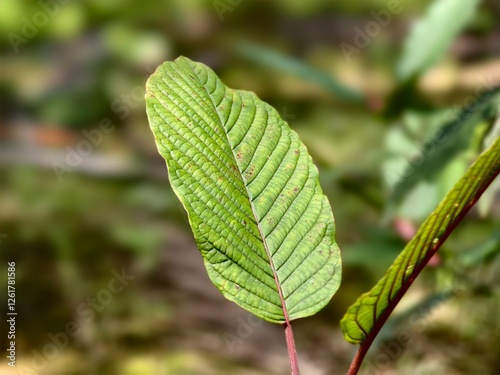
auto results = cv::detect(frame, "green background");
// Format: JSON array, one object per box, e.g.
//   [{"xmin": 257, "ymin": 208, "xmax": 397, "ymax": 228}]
[{"xmin": 1, "ymin": 0, "xmax": 499, "ymax": 374}]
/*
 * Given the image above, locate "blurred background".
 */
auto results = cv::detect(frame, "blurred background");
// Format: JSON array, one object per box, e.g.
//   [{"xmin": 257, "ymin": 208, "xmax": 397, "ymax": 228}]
[{"xmin": 1, "ymin": 0, "xmax": 500, "ymax": 374}]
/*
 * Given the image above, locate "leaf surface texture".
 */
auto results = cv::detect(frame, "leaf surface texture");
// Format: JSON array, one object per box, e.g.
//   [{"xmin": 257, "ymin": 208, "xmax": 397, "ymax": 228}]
[{"xmin": 146, "ymin": 57, "xmax": 341, "ymax": 323}]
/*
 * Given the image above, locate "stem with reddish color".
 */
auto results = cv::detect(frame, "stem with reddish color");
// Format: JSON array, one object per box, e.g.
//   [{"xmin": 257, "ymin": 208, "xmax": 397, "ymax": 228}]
[
  {"xmin": 346, "ymin": 342, "xmax": 370, "ymax": 375},
  {"xmin": 284, "ymin": 322, "xmax": 300, "ymax": 375}
]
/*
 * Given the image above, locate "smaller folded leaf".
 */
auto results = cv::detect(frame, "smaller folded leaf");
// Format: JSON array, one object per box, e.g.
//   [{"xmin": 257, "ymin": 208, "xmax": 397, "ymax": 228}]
[{"xmin": 341, "ymin": 136, "xmax": 500, "ymax": 344}]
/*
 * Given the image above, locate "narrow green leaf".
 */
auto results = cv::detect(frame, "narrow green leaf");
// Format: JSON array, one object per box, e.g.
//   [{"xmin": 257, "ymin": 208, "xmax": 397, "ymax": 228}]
[
  {"xmin": 236, "ymin": 43, "xmax": 366, "ymax": 104},
  {"xmin": 397, "ymin": 0, "xmax": 481, "ymax": 82},
  {"xmin": 341, "ymin": 136, "xmax": 500, "ymax": 344},
  {"xmin": 145, "ymin": 57, "xmax": 341, "ymax": 323}
]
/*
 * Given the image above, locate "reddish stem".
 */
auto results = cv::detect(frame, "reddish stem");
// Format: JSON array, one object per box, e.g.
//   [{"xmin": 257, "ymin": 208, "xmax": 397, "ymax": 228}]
[
  {"xmin": 346, "ymin": 342, "xmax": 371, "ymax": 375},
  {"xmin": 284, "ymin": 322, "xmax": 300, "ymax": 375}
]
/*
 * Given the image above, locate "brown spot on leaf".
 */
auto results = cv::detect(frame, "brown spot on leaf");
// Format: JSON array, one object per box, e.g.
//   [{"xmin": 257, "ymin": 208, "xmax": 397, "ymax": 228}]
[{"xmin": 245, "ymin": 165, "xmax": 255, "ymax": 177}]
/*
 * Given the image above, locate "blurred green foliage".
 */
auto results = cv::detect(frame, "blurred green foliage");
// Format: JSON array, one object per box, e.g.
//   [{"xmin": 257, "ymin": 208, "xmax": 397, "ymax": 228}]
[{"xmin": 1, "ymin": 0, "xmax": 499, "ymax": 374}]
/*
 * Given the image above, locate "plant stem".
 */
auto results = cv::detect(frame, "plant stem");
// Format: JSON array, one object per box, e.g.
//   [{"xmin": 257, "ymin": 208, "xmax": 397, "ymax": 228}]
[
  {"xmin": 346, "ymin": 343, "xmax": 369, "ymax": 375},
  {"xmin": 284, "ymin": 322, "xmax": 300, "ymax": 375}
]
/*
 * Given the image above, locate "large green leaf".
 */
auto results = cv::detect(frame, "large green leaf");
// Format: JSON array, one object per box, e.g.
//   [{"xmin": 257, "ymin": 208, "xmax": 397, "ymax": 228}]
[
  {"xmin": 145, "ymin": 57, "xmax": 341, "ymax": 323},
  {"xmin": 341, "ymin": 136, "xmax": 500, "ymax": 344},
  {"xmin": 397, "ymin": 0, "xmax": 481, "ymax": 82}
]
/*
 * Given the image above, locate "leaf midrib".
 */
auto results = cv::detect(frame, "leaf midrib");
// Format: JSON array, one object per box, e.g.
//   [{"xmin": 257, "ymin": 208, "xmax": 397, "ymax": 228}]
[{"xmin": 154, "ymin": 67, "xmax": 284, "ymax": 292}]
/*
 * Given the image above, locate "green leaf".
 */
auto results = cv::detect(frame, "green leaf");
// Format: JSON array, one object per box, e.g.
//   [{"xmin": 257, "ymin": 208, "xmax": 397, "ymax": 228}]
[
  {"xmin": 145, "ymin": 57, "xmax": 341, "ymax": 323},
  {"xmin": 236, "ymin": 43, "xmax": 366, "ymax": 104},
  {"xmin": 341, "ymin": 136, "xmax": 500, "ymax": 344},
  {"xmin": 397, "ymin": 0, "xmax": 481, "ymax": 82}
]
